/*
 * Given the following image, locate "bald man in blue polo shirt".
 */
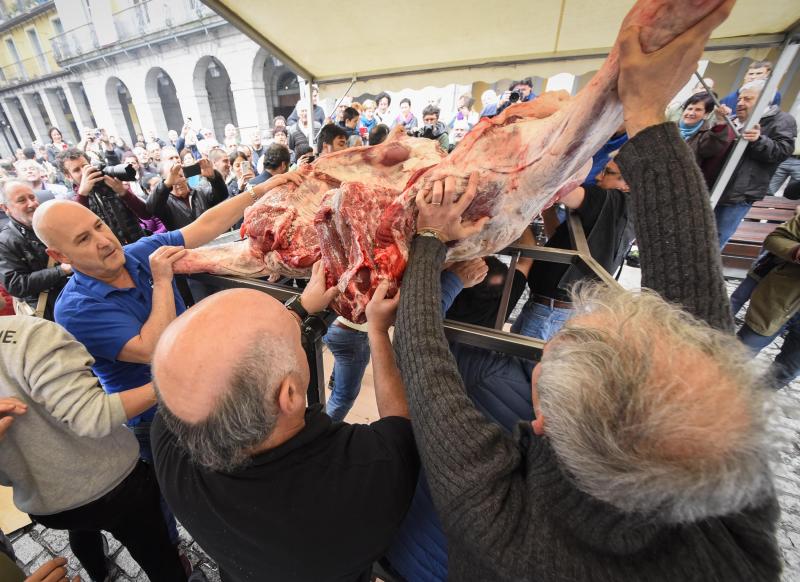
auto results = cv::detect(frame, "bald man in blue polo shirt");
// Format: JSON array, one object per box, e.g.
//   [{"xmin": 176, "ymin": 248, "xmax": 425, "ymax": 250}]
[{"xmin": 32, "ymin": 169, "xmax": 301, "ymax": 462}]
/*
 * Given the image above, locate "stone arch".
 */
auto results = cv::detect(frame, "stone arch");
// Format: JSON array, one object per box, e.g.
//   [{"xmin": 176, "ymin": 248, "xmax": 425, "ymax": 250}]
[
  {"xmin": 274, "ymin": 68, "xmax": 300, "ymax": 119},
  {"xmin": 251, "ymin": 48, "xmax": 275, "ymax": 127},
  {"xmin": 144, "ymin": 67, "xmax": 184, "ymax": 136},
  {"xmin": 105, "ymin": 76, "xmax": 141, "ymax": 144},
  {"xmin": 193, "ymin": 56, "xmax": 237, "ymax": 141}
]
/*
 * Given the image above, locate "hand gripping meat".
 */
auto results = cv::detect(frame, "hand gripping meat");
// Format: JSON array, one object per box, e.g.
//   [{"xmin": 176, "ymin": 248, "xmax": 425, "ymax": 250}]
[{"xmin": 176, "ymin": 0, "xmax": 731, "ymax": 322}]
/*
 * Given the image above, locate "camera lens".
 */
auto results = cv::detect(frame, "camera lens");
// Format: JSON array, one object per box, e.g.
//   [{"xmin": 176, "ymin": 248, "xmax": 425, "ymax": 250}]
[
  {"xmin": 509, "ymin": 91, "xmax": 521, "ymax": 103},
  {"xmin": 102, "ymin": 163, "xmax": 136, "ymax": 181}
]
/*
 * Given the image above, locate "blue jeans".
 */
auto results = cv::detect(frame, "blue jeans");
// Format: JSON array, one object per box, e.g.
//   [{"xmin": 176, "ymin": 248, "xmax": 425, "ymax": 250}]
[
  {"xmin": 768, "ymin": 157, "xmax": 800, "ymax": 194},
  {"xmin": 714, "ymin": 202, "xmax": 753, "ymax": 249},
  {"xmin": 739, "ymin": 311, "xmax": 800, "ymax": 389},
  {"xmin": 511, "ymin": 298, "xmax": 574, "ymax": 341},
  {"xmin": 730, "ymin": 275, "xmax": 758, "ymax": 317},
  {"xmin": 323, "ymin": 324, "xmax": 371, "ymax": 421}
]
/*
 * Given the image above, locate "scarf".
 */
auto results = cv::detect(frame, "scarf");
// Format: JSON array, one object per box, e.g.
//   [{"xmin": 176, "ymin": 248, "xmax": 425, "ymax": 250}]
[{"xmin": 678, "ymin": 119, "xmax": 703, "ymax": 141}]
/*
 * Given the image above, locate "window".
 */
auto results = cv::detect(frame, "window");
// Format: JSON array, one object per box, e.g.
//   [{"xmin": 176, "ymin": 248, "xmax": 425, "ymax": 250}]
[
  {"xmin": 26, "ymin": 28, "xmax": 49, "ymax": 74},
  {"xmin": 51, "ymin": 18, "xmax": 64, "ymax": 35},
  {"xmin": 4, "ymin": 38, "xmax": 25, "ymax": 80}
]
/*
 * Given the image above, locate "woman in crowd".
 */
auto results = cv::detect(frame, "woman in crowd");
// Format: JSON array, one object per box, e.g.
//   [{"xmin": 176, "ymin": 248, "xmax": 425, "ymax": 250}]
[
  {"xmin": 375, "ymin": 92, "xmax": 392, "ymax": 125},
  {"xmin": 228, "ymin": 150, "xmax": 255, "ymax": 197},
  {"xmin": 392, "ymin": 97, "xmax": 418, "ymax": 130},
  {"xmin": 45, "ymin": 127, "xmax": 70, "ymax": 164},
  {"xmin": 679, "ymin": 91, "xmax": 735, "ymax": 188}
]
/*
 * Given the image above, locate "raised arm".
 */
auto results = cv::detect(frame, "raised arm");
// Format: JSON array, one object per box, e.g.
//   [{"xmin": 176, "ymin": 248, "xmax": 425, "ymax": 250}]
[
  {"xmin": 146, "ymin": 178, "xmax": 171, "ymax": 220},
  {"xmin": 203, "ymin": 170, "xmax": 229, "ymax": 206},
  {"xmin": 395, "ymin": 175, "xmax": 530, "ymax": 545},
  {"xmin": 366, "ymin": 281, "xmax": 408, "ymax": 418},
  {"xmin": 180, "ymin": 165, "xmax": 301, "ymax": 249},
  {"xmin": 614, "ymin": 8, "xmax": 734, "ymax": 332},
  {"xmin": 117, "ymin": 246, "xmax": 186, "ymax": 363}
]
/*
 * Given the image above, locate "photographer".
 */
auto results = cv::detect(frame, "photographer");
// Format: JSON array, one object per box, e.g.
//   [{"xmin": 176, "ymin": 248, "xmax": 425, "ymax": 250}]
[
  {"xmin": 228, "ymin": 151, "xmax": 256, "ymax": 197},
  {"xmin": 147, "ymin": 158, "xmax": 228, "ymax": 231},
  {"xmin": 58, "ymin": 145, "xmax": 148, "ymax": 245},
  {"xmin": 484, "ymin": 78, "xmax": 536, "ymax": 117},
  {"xmin": 419, "ymin": 105, "xmax": 449, "ymax": 151}
]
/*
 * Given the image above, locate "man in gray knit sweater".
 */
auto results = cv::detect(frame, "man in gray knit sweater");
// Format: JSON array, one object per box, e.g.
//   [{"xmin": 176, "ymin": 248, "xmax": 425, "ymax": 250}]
[{"xmin": 392, "ymin": 1, "xmax": 781, "ymax": 580}]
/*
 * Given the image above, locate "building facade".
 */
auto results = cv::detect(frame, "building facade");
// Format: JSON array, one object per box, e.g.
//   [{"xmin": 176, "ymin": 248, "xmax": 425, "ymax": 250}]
[
  {"xmin": 0, "ymin": 1, "xmax": 797, "ymax": 160},
  {"xmin": 0, "ymin": 0, "xmax": 301, "ymax": 157}
]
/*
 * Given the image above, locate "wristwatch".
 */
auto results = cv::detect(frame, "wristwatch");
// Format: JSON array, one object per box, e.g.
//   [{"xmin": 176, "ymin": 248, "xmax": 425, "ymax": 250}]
[{"xmin": 285, "ymin": 295, "xmax": 309, "ymax": 320}]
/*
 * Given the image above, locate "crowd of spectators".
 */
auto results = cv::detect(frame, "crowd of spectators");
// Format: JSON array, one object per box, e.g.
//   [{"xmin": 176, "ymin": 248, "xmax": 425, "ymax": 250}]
[{"xmin": 0, "ymin": 3, "xmax": 798, "ymax": 580}]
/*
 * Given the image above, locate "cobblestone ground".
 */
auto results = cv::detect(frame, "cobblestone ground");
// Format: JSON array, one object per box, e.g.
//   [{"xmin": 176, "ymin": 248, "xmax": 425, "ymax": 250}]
[{"xmin": 8, "ymin": 276, "xmax": 800, "ymax": 581}]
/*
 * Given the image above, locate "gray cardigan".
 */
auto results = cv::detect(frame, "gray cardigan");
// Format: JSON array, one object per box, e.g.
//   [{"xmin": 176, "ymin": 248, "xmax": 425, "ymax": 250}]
[
  {"xmin": 0, "ymin": 316, "xmax": 138, "ymax": 515},
  {"xmin": 394, "ymin": 123, "xmax": 781, "ymax": 581}
]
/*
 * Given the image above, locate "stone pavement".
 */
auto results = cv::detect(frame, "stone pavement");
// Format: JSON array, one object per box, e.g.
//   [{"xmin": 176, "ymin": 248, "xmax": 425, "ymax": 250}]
[
  {"xmin": 9, "ymin": 522, "xmax": 221, "ymax": 582},
  {"xmin": 7, "ymin": 275, "xmax": 800, "ymax": 581}
]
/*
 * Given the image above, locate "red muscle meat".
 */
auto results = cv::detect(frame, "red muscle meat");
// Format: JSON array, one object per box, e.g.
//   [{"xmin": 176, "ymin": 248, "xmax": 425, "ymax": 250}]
[{"xmin": 315, "ymin": 183, "xmax": 405, "ymax": 322}]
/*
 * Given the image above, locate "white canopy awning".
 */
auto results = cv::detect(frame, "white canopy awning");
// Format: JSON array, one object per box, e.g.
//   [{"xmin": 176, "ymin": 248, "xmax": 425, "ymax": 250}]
[{"xmin": 203, "ymin": 0, "xmax": 799, "ymax": 94}]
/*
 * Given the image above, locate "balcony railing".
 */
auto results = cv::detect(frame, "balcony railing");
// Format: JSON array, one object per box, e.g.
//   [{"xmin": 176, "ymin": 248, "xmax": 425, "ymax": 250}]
[
  {"xmin": 0, "ymin": 51, "xmax": 57, "ymax": 88},
  {"xmin": 50, "ymin": 0, "xmax": 218, "ymax": 62},
  {"xmin": 50, "ymin": 21, "xmax": 99, "ymax": 62}
]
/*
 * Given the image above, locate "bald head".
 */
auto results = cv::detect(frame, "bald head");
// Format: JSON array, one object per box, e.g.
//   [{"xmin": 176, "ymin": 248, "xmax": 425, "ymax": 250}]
[
  {"xmin": 154, "ymin": 288, "xmax": 306, "ymax": 422},
  {"xmin": 32, "ymin": 200, "xmax": 125, "ymax": 281},
  {"xmin": 33, "ymin": 199, "xmax": 95, "ymax": 248},
  {"xmin": 154, "ymin": 289, "xmax": 308, "ymax": 471}
]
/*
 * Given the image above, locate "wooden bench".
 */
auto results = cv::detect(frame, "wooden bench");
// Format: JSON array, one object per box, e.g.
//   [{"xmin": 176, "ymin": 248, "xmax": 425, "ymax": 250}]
[
  {"xmin": 721, "ymin": 197, "xmax": 796, "ymax": 278},
  {"xmin": 753, "ymin": 195, "xmax": 798, "ymax": 211}
]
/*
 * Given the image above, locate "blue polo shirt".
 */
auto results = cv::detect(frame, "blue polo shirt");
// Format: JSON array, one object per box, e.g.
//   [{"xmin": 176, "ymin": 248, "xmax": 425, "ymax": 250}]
[{"xmin": 55, "ymin": 230, "xmax": 187, "ymax": 425}]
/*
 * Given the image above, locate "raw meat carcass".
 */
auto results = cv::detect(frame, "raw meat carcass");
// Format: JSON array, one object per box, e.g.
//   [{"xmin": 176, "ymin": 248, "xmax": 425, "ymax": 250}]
[
  {"xmin": 176, "ymin": 0, "xmax": 730, "ymax": 322},
  {"xmin": 174, "ymin": 130, "xmax": 445, "ymax": 279}
]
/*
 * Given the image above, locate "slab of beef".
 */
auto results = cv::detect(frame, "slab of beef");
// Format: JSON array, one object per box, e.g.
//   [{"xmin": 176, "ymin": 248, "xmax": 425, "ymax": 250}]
[{"xmin": 174, "ymin": 130, "xmax": 444, "ymax": 279}]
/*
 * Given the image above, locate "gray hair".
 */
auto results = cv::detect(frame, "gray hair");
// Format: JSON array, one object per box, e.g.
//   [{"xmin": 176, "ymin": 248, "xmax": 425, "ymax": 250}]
[
  {"xmin": 740, "ymin": 79, "xmax": 766, "ymax": 95},
  {"xmin": 156, "ymin": 336, "xmax": 300, "ymax": 472},
  {"xmin": 0, "ymin": 179, "xmax": 33, "ymax": 204},
  {"xmin": 158, "ymin": 160, "xmax": 172, "ymax": 178},
  {"xmin": 537, "ymin": 283, "xmax": 773, "ymax": 523}
]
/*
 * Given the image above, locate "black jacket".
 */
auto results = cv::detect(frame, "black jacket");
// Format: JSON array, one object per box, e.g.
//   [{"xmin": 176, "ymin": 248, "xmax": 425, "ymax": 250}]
[
  {"xmin": 73, "ymin": 148, "xmax": 147, "ymax": 245},
  {"xmin": 720, "ymin": 107, "xmax": 797, "ymax": 205},
  {"xmin": 147, "ymin": 171, "xmax": 228, "ymax": 231},
  {"xmin": 0, "ymin": 219, "xmax": 67, "ymax": 320}
]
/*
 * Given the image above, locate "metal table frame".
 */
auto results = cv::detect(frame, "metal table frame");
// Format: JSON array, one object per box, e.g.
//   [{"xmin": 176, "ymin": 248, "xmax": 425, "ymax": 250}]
[{"xmin": 192, "ymin": 211, "xmax": 614, "ymax": 406}]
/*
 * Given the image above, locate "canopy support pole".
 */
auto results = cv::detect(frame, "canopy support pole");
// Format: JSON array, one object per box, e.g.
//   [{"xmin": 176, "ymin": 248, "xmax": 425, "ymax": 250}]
[
  {"xmin": 709, "ymin": 33, "xmax": 800, "ymax": 208},
  {"xmin": 306, "ymin": 77, "xmax": 316, "ymax": 152}
]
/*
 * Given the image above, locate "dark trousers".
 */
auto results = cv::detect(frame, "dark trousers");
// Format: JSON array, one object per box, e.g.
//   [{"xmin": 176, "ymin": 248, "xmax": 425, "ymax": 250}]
[{"xmin": 31, "ymin": 461, "xmax": 186, "ymax": 582}]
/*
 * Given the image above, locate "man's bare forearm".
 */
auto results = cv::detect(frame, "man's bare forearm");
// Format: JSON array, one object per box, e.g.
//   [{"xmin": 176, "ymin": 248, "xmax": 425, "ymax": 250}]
[
  {"xmin": 182, "ymin": 176, "xmax": 290, "ymax": 248},
  {"xmin": 118, "ymin": 281, "xmax": 176, "ymax": 363},
  {"xmin": 369, "ymin": 331, "xmax": 409, "ymax": 419},
  {"xmin": 118, "ymin": 383, "xmax": 157, "ymax": 419}
]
